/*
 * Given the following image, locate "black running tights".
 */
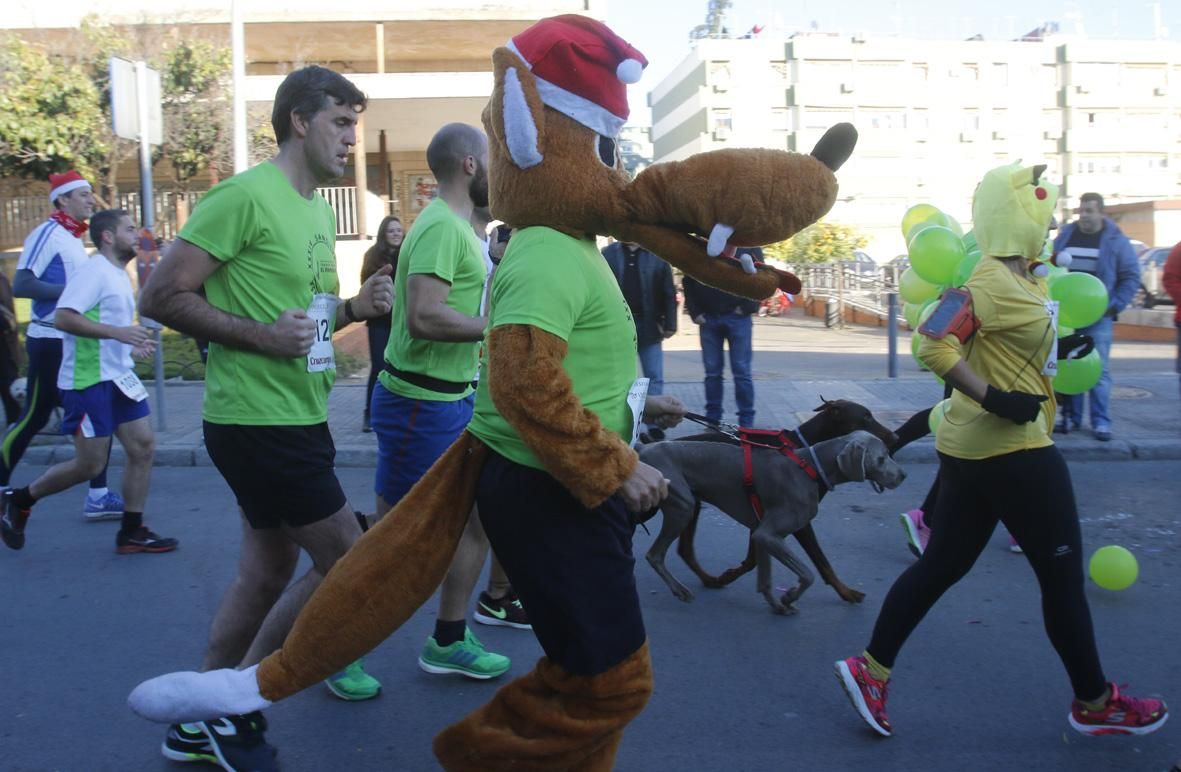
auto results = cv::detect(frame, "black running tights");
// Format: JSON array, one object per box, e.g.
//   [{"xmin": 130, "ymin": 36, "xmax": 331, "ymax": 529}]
[{"xmin": 866, "ymin": 445, "xmax": 1107, "ymax": 700}]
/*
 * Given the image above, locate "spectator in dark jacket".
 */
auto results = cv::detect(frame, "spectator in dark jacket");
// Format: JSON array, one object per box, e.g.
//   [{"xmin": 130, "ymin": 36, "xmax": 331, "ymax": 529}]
[
  {"xmin": 602, "ymin": 241, "xmax": 677, "ymax": 437},
  {"xmin": 1052, "ymin": 193, "xmax": 1139, "ymax": 441},
  {"xmin": 682, "ymin": 247, "xmax": 763, "ymax": 426},
  {"xmin": 0, "ymin": 272, "xmax": 24, "ymax": 426},
  {"xmin": 360, "ymin": 215, "xmax": 403, "ymax": 432}
]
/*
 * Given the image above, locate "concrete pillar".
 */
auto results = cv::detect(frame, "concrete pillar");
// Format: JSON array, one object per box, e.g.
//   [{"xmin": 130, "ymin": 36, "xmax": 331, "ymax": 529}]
[
  {"xmin": 378, "ymin": 129, "xmax": 390, "ymax": 204},
  {"xmin": 375, "ymin": 23, "xmax": 385, "ymax": 74},
  {"xmin": 354, "ymin": 111, "xmax": 368, "ymax": 237}
]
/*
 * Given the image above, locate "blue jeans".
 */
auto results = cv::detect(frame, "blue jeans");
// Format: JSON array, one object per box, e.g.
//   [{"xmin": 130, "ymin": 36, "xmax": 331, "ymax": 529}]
[
  {"xmin": 1061, "ymin": 317, "xmax": 1113, "ymax": 430},
  {"xmin": 699, "ymin": 312, "xmax": 754, "ymax": 426}
]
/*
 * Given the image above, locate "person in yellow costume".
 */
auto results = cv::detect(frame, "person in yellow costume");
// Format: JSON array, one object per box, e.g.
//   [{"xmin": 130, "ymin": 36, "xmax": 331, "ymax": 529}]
[{"xmin": 834, "ymin": 162, "xmax": 1168, "ymax": 739}]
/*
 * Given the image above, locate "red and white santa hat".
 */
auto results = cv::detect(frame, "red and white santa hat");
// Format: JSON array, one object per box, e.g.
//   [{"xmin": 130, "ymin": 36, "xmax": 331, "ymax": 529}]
[
  {"xmin": 507, "ymin": 15, "xmax": 647, "ymax": 138},
  {"xmin": 48, "ymin": 170, "xmax": 91, "ymax": 206}
]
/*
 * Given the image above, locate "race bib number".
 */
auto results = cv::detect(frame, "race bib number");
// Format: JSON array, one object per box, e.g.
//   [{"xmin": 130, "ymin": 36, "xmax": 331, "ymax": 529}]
[
  {"xmin": 113, "ymin": 370, "xmax": 148, "ymax": 402},
  {"xmin": 307, "ymin": 293, "xmax": 339, "ymax": 373},
  {"xmin": 1042, "ymin": 300, "xmax": 1059, "ymax": 377},
  {"xmin": 627, "ymin": 377, "xmax": 650, "ymax": 447}
]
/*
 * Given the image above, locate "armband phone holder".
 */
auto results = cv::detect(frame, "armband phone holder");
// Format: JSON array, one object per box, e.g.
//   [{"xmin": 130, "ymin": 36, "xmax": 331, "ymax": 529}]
[{"xmin": 919, "ymin": 287, "xmax": 980, "ymax": 344}]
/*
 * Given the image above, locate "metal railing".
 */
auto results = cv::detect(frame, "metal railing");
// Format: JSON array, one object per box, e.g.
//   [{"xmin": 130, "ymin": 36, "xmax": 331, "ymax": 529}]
[
  {"xmin": 797, "ymin": 263, "xmax": 901, "ymax": 319},
  {"xmin": 2, "ymin": 185, "xmax": 363, "ymax": 249}
]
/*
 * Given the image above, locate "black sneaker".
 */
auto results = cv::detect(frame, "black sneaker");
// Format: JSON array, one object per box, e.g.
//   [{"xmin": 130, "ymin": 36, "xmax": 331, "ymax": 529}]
[
  {"xmin": 197, "ymin": 712, "xmax": 279, "ymax": 771},
  {"xmin": 161, "ymin": 723, "xmax": 217, "ymax": 764},
  {"xmin": 115, "ymin": 525, "xmax": 179, "ymax": 554},
  {"xmin": 473, "ymin": 590, "xmax": 532, "ymax": 630},
  {"xmin": 1, "ymin": 489, "xmax": 30, "ymax": 550}
]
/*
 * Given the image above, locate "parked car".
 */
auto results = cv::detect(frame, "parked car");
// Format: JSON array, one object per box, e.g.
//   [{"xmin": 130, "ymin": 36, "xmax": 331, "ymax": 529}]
[{"xmin": 1135, "ymin": 247, "xmax": 1175, "ymax": 308}]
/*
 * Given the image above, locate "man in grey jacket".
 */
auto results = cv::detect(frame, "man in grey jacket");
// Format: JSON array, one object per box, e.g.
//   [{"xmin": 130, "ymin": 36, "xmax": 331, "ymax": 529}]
[
  {"xmin": 1053, "ymin": 192, "xmax": 1140, "ymax": 441},
  {"xmin": 602, "ymin": 240, "xmax": 677, "ymax": 439}
]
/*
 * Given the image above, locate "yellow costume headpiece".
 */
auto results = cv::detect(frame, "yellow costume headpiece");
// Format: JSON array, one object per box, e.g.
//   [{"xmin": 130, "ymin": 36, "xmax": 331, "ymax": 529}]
[{"xmin": 971, "ymin": 163, "xmax": 1058, "ymax": 260}]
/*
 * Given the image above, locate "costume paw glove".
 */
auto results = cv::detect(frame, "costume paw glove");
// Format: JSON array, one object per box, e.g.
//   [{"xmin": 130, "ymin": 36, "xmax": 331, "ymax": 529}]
[
  {"xmin": 981, "ymin": 385, "xmax": 1048, "ymax": 424},
  {"xmin": 1057, "ymin": 333, "xmax": 1094, "ymax": 361}
]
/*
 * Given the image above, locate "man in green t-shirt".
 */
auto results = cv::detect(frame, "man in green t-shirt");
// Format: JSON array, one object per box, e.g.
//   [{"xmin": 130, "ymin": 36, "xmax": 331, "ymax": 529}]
[
  {"xmin": 139, "ymin": 66, "xmax": 393, "ymax": 766},
  {"xmin": 368, "ymin": 123, "xmax": 519, "ymax": 680}
]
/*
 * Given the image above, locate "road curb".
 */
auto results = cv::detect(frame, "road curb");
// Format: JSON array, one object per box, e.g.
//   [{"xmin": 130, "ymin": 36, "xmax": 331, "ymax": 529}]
[{"xmin": 23, "ymin": 439, "xmax": 1181, "ymax": 468}]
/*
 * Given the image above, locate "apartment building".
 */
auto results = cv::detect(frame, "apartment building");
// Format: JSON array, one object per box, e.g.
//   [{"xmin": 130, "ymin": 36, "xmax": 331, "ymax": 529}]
[{"xmin": 648, "ymin": 33, "xmax": 1181, "ymax": 258}]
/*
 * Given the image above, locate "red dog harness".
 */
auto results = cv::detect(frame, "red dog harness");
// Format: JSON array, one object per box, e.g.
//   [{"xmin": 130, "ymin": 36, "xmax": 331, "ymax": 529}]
[{"xmin": 737, "ymin": 428, "xmax": 825, "ymax": 521}]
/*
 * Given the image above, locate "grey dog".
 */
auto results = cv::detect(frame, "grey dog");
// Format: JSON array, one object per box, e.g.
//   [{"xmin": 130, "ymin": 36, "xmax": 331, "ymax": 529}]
[{"xmin": 639, "ymin": 430, "xmax": 906, "ymax": 615}]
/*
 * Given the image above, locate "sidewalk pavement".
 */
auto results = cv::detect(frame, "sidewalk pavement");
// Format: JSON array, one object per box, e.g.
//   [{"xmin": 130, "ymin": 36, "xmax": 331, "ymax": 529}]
[{"xmin": 16, "ymin": 313, "xmax": 1181, "ymax": 468}]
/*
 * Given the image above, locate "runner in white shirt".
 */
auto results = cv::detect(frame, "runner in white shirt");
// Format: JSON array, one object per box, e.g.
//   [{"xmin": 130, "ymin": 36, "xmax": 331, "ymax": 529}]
[
  {"xmin": 0, "ymin": 210, "xmax": 177, "ymax": 555},
  {"xmin": 2, "ymin": 170, "xmax": 125, "ymax": 519}
]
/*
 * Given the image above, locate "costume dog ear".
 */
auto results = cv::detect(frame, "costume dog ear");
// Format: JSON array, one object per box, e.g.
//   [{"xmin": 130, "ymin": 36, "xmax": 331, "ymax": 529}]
[{"xmin": 489, "ymin": 46, "xmax": 545, "ymax": 170}]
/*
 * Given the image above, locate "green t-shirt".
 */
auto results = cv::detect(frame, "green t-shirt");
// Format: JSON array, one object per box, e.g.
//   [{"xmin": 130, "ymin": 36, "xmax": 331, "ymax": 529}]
[
  {"xmin": 380, "ymin": 197, "xmax": 487, "ymax": 402},
  {"xmin": 179, "ymin": 162, "xmax": 339, "ymax": 425},
  {"xmin": 468, "ymin": 227, "xmax": 638, "ymax": 470}
]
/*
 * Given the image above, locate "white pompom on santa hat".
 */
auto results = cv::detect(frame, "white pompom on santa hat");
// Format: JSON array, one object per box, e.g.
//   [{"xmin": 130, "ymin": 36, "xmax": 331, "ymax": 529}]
[
  {"xmin": 506, "ymin": 14, "xmax": 648, "ymax": 138},
  {"xmin": 48, "ymin": 170, "xmax": 91, "ymax": 207}
]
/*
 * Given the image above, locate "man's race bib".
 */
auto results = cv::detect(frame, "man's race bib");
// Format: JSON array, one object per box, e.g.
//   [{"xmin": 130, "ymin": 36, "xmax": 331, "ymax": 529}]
[
  {"xmin": 113, "ymin": 370, "xmax": 148, "ymax": 402},
  {"xmin": 1042, "ymin": 300, "xmax": 1059, "ymax": 376},
  {"xmin": 307, "ymin": 293, "xmax": 339, "ymax": 373},
  {"xmin": 627, "ymin": 377, "xmax": 650, "ymax": 446}
]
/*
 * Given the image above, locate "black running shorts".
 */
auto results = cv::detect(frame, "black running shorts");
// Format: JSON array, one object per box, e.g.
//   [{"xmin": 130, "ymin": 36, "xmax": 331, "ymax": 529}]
[{"xmin": 203, "ymin": 421, "xmax": 347, "ymax": 529}]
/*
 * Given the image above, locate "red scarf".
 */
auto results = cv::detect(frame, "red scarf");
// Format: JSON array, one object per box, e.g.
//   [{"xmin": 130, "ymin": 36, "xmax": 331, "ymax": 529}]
[{"xmin": 50, "ymin": 209, "xmax": 88, "ymax": 239}]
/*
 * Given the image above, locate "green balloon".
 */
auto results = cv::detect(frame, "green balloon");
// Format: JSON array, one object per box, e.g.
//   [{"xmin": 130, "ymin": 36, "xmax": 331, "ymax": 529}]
[
  {"xmin": 899, "ymin": 268, "xmax": 942, "ymax": 305},
  {"xmin": 1088, "ymin": 545, "xmax": 1138, "ymax": 591},
  {"xmin": 927, "ymin": 398, "xmax": 951, "ymax": 434},
  {"xmin": 1058, "ymin": 323, "xmax": 1075, "ymax": 336},
  {"xmin": 924, "ymin": 211, "xmax": 964, "ymax": 238},
  {"xmin": 1054, "ymin": 349, "xmax": 1102, "ymax": 395},
  {"xmin": 903, "ymin": 301, "xmax": 923, "ymax": 329},
  {"xmin": 961, "ymin": 230, "xmax": 977, "ymax": 252},
  {"xmin": 952, "ymin": 250, "xmax": 982, "ymax": 287},
  {"xmin": 1050, "ymin": 272, "xmax": 1109, "ymax": 328},
  {"xmin": 901, "ymin": 203, "xmax": 942, "ymax": 239},
  {"xmin": 906, "ymin": 221, "xmax": 937, "ymax": 243},
  {"xmin": 909, "ymin": 226, "xmax": 966, "ymax": 286}
]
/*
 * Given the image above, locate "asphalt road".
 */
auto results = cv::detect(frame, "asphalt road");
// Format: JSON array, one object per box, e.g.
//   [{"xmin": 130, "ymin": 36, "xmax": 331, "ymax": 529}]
[{"xmin": 1, "ymin": 460, "xmax": 1178, "ymax": 771}]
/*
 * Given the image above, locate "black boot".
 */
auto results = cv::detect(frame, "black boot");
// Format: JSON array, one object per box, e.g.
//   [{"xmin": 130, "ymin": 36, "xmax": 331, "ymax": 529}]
[{"xmin": 362, "ymin": 410, "xmax": 372, "ymax": 433}]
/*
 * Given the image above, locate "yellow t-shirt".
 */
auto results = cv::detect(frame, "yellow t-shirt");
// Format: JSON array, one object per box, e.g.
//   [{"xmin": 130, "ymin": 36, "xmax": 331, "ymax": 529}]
[{"xmin": 919, "ymin": 256, "xmax": 1057, "ymax": 460}]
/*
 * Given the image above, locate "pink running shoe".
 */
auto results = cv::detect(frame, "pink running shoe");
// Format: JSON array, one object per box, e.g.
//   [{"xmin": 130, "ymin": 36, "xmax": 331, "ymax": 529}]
[
  {"xmin": 898, "ymin": 510, "xmax": 930, "ymax": 558},
  {"xmin": 835, "ymin": 656, "xmax": 892, "ymax": 736},
  {"xmin": 1008, "ymin": 533, "xmax": 1023, "ymax": 554},
  {"xmin": 1070, "ymin": 683, "xmax": 1169, "ymax": 736}
]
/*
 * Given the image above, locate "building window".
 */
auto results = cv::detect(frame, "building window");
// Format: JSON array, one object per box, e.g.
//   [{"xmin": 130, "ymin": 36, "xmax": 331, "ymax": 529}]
[
  {"xmin": 709, "ymin": 61, "xmax": 731, "ymax": 92},
  {"xmin": 770, "ymin": 60, "xmax": 788, "ymax": 78},
  {"xmin": 713, "ymin": 110, "xmax": 732, "ymax": 132},
  {"xmin": 771, "ymin": 107, "xmax": 792, "ymax": 132},
  {"xmin": 961, "ymin": 109, "xmax": 980, "ymax": 131},
  {"xmin": 992, "ymin": 63, "xmax": 1008, "ymax": 85},
  {"xmin": 912, "ymin": 63, "xmax": 929, "ymax": 82},
  {"xmin": 862, "ymin": 109, "xmax": 907, "ymax": 130},
  {"xmin": 803, "ymin": 108, "xmax": 854, "ymax": 131}
]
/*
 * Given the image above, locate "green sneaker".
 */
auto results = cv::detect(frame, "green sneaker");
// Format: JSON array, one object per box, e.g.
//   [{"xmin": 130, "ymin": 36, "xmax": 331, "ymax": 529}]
[
  {"xmin": 324, "ymin": 658, "xmax": 382, "ymax": 701},
  {"xmin": 418, "ymin": 628, "xmax": 510, "ymax": 680}
]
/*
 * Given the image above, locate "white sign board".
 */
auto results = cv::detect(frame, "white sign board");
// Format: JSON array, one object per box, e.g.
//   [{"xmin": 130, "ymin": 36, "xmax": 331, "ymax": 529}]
[{"xmin": 109, "ymin": 57, "xmax": 163, "ymax": 145}]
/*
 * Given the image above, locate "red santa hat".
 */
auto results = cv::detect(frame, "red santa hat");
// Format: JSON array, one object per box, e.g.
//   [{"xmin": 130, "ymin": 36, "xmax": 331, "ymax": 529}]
[
  {"xmin": 506, "ymin": 15, "xmax": 647, "ymax": 138},
  {"xmin": 48, "ymin": 171, "xmax": 92, "ymax": 206}
]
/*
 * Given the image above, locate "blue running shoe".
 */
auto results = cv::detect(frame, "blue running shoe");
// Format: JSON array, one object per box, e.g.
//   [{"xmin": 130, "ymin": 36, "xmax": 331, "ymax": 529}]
[
  {"xmin": 84, "ymin": 491, "xmax": 125, "ymax": 522},
  {"xmin": 161, "ymin": 723, "xmax": 217, "ymax": 764},
  {"xmin": 196, "ymin": 712, "xmax": 279, "ymax": 771}
]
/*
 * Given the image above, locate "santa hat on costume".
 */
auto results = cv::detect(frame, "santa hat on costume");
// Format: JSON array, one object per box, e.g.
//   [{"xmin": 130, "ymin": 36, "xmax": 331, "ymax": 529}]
[
  {"xmin": 506, "ymin": 15, "xmax": 647, "ymax": 138},
  {"xmin": 48, "ymin": 171, "xmax": 92, "ymax": 207}
]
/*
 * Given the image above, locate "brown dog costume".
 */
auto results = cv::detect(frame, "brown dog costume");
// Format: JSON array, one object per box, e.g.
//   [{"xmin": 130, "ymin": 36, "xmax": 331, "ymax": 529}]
[{"xmin": 129, "ymin": 15, "xmax": 855, "ymax": 770}]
